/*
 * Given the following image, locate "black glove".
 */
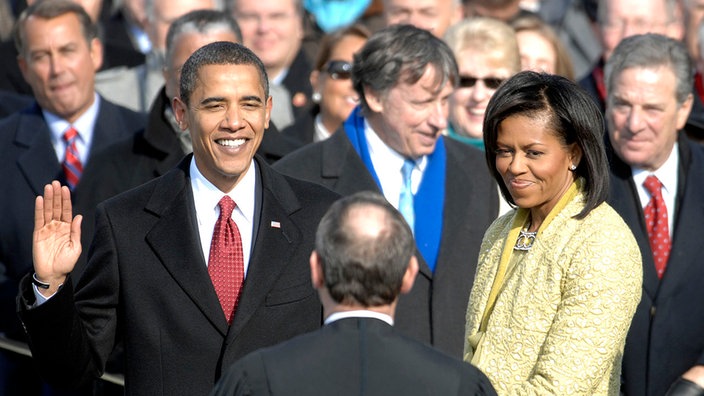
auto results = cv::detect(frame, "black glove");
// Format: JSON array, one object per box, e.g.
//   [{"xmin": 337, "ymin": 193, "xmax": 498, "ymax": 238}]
[{"xmin": 666, "ymin": 378, "xmax": 704, "ymax": 396}]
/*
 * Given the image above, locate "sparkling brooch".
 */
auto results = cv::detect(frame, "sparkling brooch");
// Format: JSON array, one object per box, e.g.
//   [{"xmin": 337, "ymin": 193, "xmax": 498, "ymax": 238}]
[{"xmin": 514, "ymin": 229, "xmax": 537, "ymax": 251}]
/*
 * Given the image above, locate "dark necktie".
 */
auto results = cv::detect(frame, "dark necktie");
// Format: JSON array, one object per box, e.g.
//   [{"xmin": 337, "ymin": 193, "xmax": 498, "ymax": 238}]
[
  {"xmin": 208, "ymin": 196, "xmax": 244, "ymax": 325},
  {"xmin": 643, "ymin": 175, "xmax": 671, "ymax": 279},
  {"xmin": 62, "ymin": 126, "xmax": 82, "ymax": 191}
]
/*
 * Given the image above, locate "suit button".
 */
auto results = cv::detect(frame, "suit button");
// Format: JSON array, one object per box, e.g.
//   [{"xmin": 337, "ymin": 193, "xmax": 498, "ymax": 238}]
[{"xmin": 650, "ymin": 306, "xmax": 656, "ymax": 317}]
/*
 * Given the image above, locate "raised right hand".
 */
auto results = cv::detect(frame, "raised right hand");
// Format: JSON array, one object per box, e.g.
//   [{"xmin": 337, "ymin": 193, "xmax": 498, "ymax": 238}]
[{"xmin": 32, "ymin": 180, "xmax": 82, "ymax": 296}]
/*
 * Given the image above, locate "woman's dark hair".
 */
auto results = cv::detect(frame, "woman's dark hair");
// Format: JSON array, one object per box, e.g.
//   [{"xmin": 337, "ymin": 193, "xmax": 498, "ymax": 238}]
[
  {"xmin": 313, "ymin": 24, "xmax": 371, "ymax": 71},
  {"xmin": 483, "ymin": 71, "xmax": 609, "ymax": 219}
]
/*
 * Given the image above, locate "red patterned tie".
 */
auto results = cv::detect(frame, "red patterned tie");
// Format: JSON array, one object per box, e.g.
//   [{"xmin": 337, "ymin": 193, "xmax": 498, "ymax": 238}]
[
  {"xmin": 62, "ymin": 126, "xmax": 82, "ymax": 190},
  {"xmin": 208, "ymin": 196, "xmax": 245, "ymax": 325},
  {"xmin": 643, "ymin": 175, "xmax": 671, "ymax": 279}
]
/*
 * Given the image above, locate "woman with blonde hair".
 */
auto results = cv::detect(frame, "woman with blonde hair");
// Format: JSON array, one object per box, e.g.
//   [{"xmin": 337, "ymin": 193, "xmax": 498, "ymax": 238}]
[{"xmin": 444, "ymin": 17, "xmax": 520, "ymax": 149}]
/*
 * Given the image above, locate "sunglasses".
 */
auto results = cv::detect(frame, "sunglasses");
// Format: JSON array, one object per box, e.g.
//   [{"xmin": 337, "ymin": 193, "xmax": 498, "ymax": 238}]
[
  {"xmin": 459, "ymin": 76, "xmax": 505, "ymax": 89},
  {"xmin": 324, "ymin": 60, "xmax": 353, "ymax": 80}
]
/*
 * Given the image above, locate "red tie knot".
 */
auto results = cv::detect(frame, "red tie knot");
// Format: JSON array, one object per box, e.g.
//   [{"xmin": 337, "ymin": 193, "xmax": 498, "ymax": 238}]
[
  {"xmin": 219, "ymin": 196, "xmax": 236, "ymax": 219},
  {"xmin": 63, "ymin": 126, "xmax": 79, "ymax": 142},
  {"xmin": 643, "ymin": 175, "xmax": 662, "ymax": 196}
]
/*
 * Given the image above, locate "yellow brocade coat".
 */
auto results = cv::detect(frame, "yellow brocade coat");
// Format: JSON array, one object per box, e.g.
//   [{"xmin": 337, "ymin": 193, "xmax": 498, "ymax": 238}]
[{"xmin": 464, "ymin": 187, "xmax": 642, "ymax": 395}]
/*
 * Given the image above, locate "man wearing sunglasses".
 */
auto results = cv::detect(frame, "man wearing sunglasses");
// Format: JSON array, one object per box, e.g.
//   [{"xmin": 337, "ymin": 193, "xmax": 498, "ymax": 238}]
[{"xmin": 275, "ymin": 24, "xmax": 499, "ymax": 359}]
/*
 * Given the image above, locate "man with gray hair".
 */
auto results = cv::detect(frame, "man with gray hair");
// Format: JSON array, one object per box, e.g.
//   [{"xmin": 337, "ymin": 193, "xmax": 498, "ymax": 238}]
[
  {"xmin": 275, "ymin": 24, "xmax": 499, "ymax": 359},
  {"xmin": 85, "ymin": 9, "xmax": 243, "ymax": 201},
  {"xmin": 96, "ymin": 0, "xmax": 223, "ymax": 111},
  {"xmin": 605, "ymin": 33, "xmax": 704, "ymax": 396},
  {"xmin": 212, "ymin": 191, "xmax": 497, "ymax": 396},
  {"xmin": 579, "ymin": 0, "xmax": 683, "ymax": 111}
]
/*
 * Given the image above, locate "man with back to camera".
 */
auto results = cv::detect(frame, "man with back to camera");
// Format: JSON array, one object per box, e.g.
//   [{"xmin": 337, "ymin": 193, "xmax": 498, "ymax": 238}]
[{"xmin": 212, "ymin": 191, "xmax": 497, "ymax": 396}]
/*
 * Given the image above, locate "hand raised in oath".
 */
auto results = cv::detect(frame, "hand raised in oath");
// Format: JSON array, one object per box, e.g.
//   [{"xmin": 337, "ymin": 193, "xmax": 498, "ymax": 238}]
[{"xmin": 32, "ymin": 180, "xmax": 82, "ymax": 296}]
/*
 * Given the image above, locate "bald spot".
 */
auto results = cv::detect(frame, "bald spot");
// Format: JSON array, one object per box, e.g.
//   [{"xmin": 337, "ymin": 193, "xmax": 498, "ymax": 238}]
[{"xmin": 344, "ymin": 204, "xmax": 391, "ymax": 243}]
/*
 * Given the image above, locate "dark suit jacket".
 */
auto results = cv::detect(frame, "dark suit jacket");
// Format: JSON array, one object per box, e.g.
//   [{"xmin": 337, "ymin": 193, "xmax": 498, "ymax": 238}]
[
  {"xmin": 0, "ymin": 98, "xmax": 145, "ymax": 339},
  {"xmin": 17, "ymin": 155, "xmax": 340, "ymax": 395},
  {"xmin": 0, "ymin": 91, "xmax": 33, "ymax": 119},
  {"xmin": 273, "ymin": 131, "xmax": 499, "ymax": 358},
  {"xmin": 607, "ymin": 134, "xmax": 704, "ymax": 396},
  {"xmin": 281, "ymin": 48, "xmax": 313, "ymax": 121},
  {"xmin": 212, "ymin": 317, "xmax": 498, "ymax": 396},
  {"xmin": 281, "ymin": 103, "xmax": 316, "ymax": 146},
  {"xmin": 85, "ymin": 87, "xmax": 303, "ymax": 208},
  {"xmin": 101, "ymin": 9, "xmax": 147, "ymax": 68}
]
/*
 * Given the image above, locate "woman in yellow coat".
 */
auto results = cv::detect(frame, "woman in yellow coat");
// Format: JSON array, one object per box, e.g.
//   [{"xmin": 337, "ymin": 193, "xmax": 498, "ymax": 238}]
[{"xmin": 465, "ymin": 71, "xmax": 642, "ymax": 395}]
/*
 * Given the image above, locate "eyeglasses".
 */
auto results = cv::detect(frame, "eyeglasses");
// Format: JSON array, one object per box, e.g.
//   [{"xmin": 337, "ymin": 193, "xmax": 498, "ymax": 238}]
[
  {"xmin": 324, "ymin": 60, "xmax": 353, "ymax": 80},
  {"xmin": 458, "ymin": 76, "xmax": 505, "ymax": 89}
]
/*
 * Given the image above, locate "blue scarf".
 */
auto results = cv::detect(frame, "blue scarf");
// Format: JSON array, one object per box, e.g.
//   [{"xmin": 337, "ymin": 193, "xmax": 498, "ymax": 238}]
[{"xmin": 344, "ymin": 107, "xmax": 445, "ymax": 272}]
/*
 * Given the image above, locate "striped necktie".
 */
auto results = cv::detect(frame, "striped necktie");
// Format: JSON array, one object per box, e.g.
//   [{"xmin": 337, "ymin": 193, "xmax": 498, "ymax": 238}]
[{"xmin": 62, "ymin": 126, "xmax": 82, "ymax": 191}]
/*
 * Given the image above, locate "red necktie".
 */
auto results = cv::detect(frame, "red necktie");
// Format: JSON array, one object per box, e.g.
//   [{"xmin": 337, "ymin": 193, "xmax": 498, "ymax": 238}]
[
  {"xmin": 62, "ymin": 126, "xmax": 83, "ymax": 190},
  {"xmin": 643, "ymin": 175, "xmax": 671, "ymax": 279},
  {"xmin": 208, "ymin": 196, "xmax": 245, "ymax": 325}
]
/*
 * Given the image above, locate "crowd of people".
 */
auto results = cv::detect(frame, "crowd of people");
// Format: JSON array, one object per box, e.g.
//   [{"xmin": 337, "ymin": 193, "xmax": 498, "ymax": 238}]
[{"xmin": 1, "ymin": 0, "xmax": 704, "ymax": 395}]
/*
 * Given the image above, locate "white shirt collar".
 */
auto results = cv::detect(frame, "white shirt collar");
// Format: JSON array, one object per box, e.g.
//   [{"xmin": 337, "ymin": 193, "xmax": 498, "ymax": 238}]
[
  {"xmin": 631, "ymin": 142, "xmax": 678, "ymax": 236},
  {"xmin": 270, "ymin": 67, "xmax": 289, "ymax": 85},
  {"xmin": 313, "ymin": 113, "xmax": 333, "ymax": 142},
  {"xmin": 190, "ymin": 157, "xmax": 256, "ymax": 224},
  {"xmin": 364, "ymin": 119, "xmax": 426, "ymax": 207},
  {"xmin": 128, "ymin": 23, "xmax": 151, "ymax": 54},
  {"xmin": 190, "ymin": 156, "xmax": 257, "ymax": 272},
  {"xmin": 632, "ymin": 142, "xmax": 678, "ymax": 205},
  {"xmin": 44, "ymin": 93, "xmax": 100, "ymax": 164},
  {"xmin": 324, "ymin": 310, "xmax": 394, "ymax": 326}
]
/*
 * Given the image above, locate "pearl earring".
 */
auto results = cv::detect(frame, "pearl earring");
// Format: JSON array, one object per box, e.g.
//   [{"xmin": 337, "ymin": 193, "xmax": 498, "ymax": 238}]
[
  {"xmin": 312, "ymin": 92, "xmax": 322, "ymax": 103},
  {"xmin": 569, "ymin": 164, "xmax": 577, "ymax": 171}
]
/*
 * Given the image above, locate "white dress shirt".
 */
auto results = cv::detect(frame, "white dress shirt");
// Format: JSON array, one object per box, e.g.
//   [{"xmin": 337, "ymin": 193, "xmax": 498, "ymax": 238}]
[
  {"xmin": 44, "ymin": 93, "xmax": 100, "ymax": 165},
  {"xmin": 190, "ymin": 158, "xmax": 256, "ymax": 276},
  {"xmin": 324, "ymin": 310, "xmax": 394, "ymax": 326},
  {"xmin": 313, "ymin": 113, "xmax": 333, "ymax": 143},
  {"xmin": 364, "ymin": 120, "xmax": 426, "ymax": 209}
]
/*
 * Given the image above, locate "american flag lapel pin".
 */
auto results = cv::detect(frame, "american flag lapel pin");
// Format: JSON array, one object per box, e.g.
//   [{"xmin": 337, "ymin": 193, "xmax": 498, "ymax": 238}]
[{"xmin": 270, "ymin": 221, "xmax": 281, "ymax": 229}]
